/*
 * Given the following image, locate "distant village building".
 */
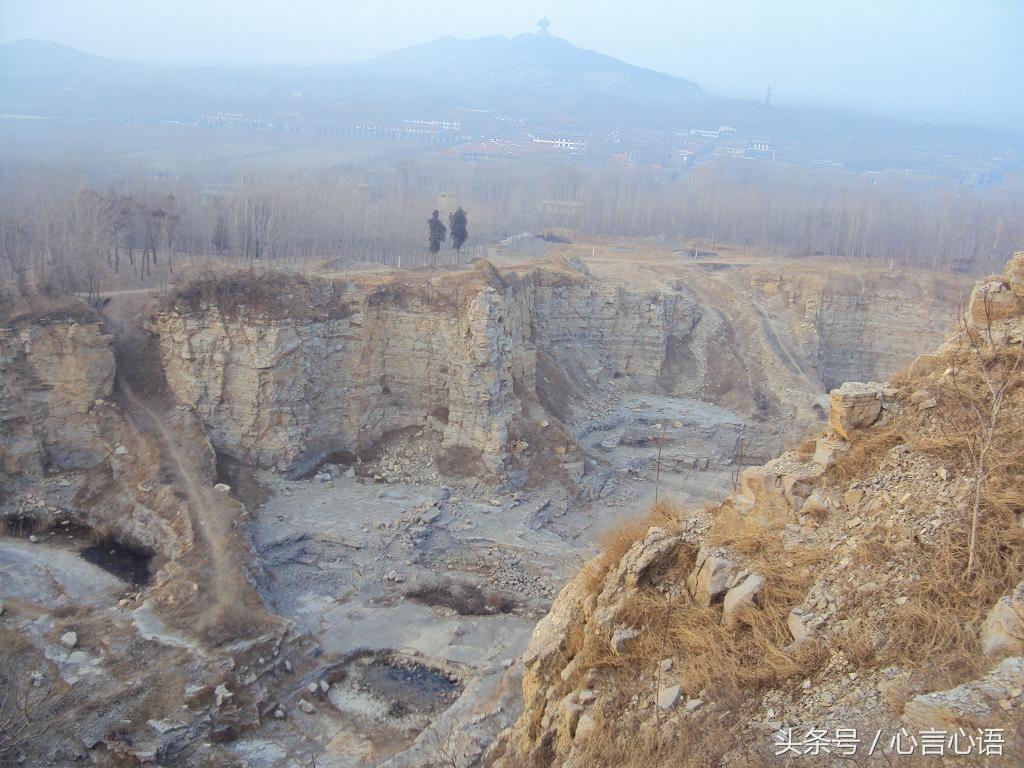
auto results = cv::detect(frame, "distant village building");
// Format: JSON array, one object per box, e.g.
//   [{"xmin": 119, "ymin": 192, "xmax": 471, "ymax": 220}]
[
  {"xmin": 530, "ymin": 136, "xmax": 587, "ymax": 153},
  {"xmin": 401, "ymin": 118, "xmax": 462, "ymax": 131},
  {"xmin": 689, "ymin": 128, "xmax": 720, "ymax": 138},
  {"xmin": 713, "ymin": 145, "xmax": 745, "ymax": 158},
  {"xmin": 745, "ymin": 141, "xmax": 776, "ymax": 160}
]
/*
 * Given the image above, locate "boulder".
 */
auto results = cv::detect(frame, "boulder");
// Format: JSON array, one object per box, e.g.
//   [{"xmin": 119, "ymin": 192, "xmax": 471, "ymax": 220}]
[
  {"xmin": 787, "ymin": 609, "xmax": 813, "ymax": 643},
  {"xmin": 732, "ymin": 455, "xmax": 823, "ymax": 527},
  {"xmin": 687, "ymin": 546, "xmax": 736, "ymax": 607},
  {"xmin": 813, "ymin": 436, "xmax": 848, "ymax": 468},
  {"xmin": 828, "ymin": 382, "xmax": 883, "ymax": 440},
  {"xmin": 1010, "ymin": 251, "xmax": 1024, "ymax": 299},
  {"xmin": 574, "ymin": 711, "xmax": 597, "ymax": 742},
  {"xmin": 611, "ymin": 627, "xmax": 640, "ymax": 655},
  {"xmin": 981, "ymin": 581, "xmax": 1024, "ymax": 659},
  {"xmin": 722, "ymin": 573, "xmax": 766, "ymax": 623},
  {"xmin": 657, "ymin": 684, "xmax": 681, "ymax": 710},
  {"xmin": 903, "ymin": 656, "xmax": 1023, "ymax": 731}
]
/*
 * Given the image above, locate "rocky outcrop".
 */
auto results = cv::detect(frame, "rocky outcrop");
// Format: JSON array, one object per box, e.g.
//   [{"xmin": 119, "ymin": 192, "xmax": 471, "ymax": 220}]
[
  {"xmin": 0, "ymin": 314, "xmax": 114, "ymax": 477},
  {"xmin": 499, "ymin": 256, "xmax": 1024, "ymax": 766},
  {"xmin": 966, "ymin": 252, "xmax": 1024, "ymax": 344},
  {"xmin": 827, "ymin": 381, "xmax": 890, "ymax": 439},
  {"xmin": 154, "ymin": 259, "xmax": 967, "ymax": 482},
  {"xmin": 981, "ymin": 581, "xmax": 1024, "ymax": 659}
]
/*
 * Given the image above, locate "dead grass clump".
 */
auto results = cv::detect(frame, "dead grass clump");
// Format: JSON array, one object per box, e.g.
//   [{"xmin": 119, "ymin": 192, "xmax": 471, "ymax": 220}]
[
  {"xmin": 163, "ymin": 268, "xmax": 352, "ymax": 321},
  {"xmin": 877, "ymin": 508, "xmax": 1024, "ymax": 684},
  {"xmin": 580, "ymin": 501, "xmax": 683, "ymax": 595},
  {"xmin": 837, "ymin": 619, "xmax": 880, "ymax": 670},
  {"xmin": 570, "ymin": 706, "xmax": 763, "ymax": 768},
  {"xmin": 579, "ymin": 519, "xmax": 823, "ymax": 708},
  {"xmin": 826, "ymin": 420, "xmax": 903, "ymax": 486}
]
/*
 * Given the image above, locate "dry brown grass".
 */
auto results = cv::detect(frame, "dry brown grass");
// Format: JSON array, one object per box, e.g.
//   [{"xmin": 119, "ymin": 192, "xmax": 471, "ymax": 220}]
[
  {"xmin": 570, "ymin": 706, "xmax": 767, "ymax": 768},
  {"xmin": 162, "ymin": 267, "xmax": 353, "ymax": 321},
  {"xmin": 845, "ymin": 340, "xmax": 1024, "ymax": 687},
  {"xmin": 579, "ymin": 501, "xmax": 683, "ymax": 594},
  {"xmin": 574, "ymin": 506, "xmax": 824, "ymax": 707}
]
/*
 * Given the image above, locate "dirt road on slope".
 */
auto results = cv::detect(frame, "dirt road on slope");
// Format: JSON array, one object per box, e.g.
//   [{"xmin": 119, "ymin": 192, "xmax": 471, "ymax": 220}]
[{"xmin": 101, "ymin": 294, "xmax": 272, "ymax": 643}]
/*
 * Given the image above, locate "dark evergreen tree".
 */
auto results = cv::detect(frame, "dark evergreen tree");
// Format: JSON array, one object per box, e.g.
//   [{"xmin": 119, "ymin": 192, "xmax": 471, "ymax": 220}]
[
  {"xmin": 449, "ymin": 207, "xmax": 468, "ymax": 255},
  {"xmin": 212, "ymin": 213, "xmax": 230, "ymax": 255},
  {"xmin": 428, "ymin": 210, "xmax": 447, "ymax": 255}
]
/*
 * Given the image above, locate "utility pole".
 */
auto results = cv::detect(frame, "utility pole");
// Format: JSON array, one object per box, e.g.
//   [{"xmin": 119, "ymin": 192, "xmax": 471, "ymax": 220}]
[{"xmin": 765, "ymin": 86, "xmax": 772, "ymax": 107}]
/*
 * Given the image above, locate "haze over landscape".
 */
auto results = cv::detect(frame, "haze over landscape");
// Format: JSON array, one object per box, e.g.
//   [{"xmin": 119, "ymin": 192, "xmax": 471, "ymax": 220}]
[
  {"xmin": 2, "ymin": 3, "xmax": 1024, "ymax": 768},
  {"xmin": 2, "ymin": 0, "xmax": 1022, "ymax": 130}
]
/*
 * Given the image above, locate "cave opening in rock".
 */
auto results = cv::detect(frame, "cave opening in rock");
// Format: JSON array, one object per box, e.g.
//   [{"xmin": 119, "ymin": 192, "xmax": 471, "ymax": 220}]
[{"xmin": 79, "ymin": 537, "xmax": 154, "ymax": 586}]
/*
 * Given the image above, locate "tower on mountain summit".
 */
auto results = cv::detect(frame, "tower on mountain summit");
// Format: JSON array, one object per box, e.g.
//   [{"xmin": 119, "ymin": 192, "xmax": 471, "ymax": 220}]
[{"xmin": 537, "ymin": 17, "xmax": 551, "ymax": 35}]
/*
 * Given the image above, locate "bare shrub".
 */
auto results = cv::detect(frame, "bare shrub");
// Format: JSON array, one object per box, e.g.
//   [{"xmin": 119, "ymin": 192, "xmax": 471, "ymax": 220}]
[{"xmin": 0, "ymin": 628, "xmax": 73, "ymax": 766}]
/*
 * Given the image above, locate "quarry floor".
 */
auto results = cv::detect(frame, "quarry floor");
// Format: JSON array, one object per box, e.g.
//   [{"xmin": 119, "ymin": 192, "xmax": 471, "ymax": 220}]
[
  {"xmin": 0, "ymin": 389, "xmax": 738, "ymax": 768},
  {"xmin": 228, "ymin": 393, "xmax": 738, "ymax": 767}
]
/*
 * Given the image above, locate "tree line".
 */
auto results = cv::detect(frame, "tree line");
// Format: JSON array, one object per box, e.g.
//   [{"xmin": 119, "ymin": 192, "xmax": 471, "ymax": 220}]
[{"xmin": 1, "ymin": 156, "xmax": 1021, "ymax": 296}]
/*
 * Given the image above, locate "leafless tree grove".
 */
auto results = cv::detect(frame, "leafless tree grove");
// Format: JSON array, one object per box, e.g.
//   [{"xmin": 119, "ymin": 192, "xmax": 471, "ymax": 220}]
[{"xmin": 2, "ymin": 157, "xmax": 1021, "ymax": 296}]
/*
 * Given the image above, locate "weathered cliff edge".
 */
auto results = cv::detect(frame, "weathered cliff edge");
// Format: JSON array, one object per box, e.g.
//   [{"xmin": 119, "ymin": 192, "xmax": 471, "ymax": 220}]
[
  {"xmin": 153, "ymin": 258, "xmax": 960, "ymax": 482},
  {"xmin": 494, "ymin": 254, "xmax": 1024, "ymax": 767},
  {"xmin": 0, "ymin": 303, "xmax": 201, "ymax": 577},
  {"xmin": 0, "ymin": 310, "xmax": 114, "ymax": 476}
]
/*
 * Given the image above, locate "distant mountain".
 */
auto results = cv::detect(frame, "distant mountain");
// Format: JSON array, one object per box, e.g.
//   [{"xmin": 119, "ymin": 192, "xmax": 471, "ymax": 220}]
[
  {"xmin": 0, "ymin": 34, "xmax": 703, "ymax": 126},
  {"xmin": 357, "ymin": 32, "xmax": 699, "ymax": 92},
  {"xmin": 0, "ymin": 36, "xmax": 1018, "ymax": 170}
]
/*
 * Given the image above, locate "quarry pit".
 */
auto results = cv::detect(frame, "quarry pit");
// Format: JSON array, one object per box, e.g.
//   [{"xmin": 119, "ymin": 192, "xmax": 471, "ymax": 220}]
[{"xmin": 0, "ymin": 241, "xmax": 970, "ymax": 767}]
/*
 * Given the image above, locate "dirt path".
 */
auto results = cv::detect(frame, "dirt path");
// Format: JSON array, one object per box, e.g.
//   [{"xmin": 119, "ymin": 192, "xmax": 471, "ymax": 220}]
[
  {"xmin": 101, "ymin": 294, "xmax": 270, "ymax": 641},
  {"xmin": 117, "ymin": 379, "xmax": 235, "ymax": 611}
]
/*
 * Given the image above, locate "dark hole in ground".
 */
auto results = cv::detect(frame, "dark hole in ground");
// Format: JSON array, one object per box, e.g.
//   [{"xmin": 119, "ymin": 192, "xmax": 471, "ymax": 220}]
[
  {"xmin": 359, "ymin": 656, "xmax": 460, "ymax": 713},
  {"xmin": 215, "ymin": 450, "xmax": 269, "ymax": 510},
  {"xmin": 407, "ymin": 581, "xmax": 516, "ymax": 616},
  {"xmin": 325, "ymin": 449, "xmax": 356, "ymax": 466},
  {"xmin": 80, "ymin": 537, "xmax": 153, "ymax": 586}
]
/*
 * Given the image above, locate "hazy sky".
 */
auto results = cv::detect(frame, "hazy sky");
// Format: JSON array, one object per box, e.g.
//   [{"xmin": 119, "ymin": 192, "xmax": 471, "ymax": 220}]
[{"xmin": 1, "ymin": 0, "xmax": 1021, "ymax": 131}]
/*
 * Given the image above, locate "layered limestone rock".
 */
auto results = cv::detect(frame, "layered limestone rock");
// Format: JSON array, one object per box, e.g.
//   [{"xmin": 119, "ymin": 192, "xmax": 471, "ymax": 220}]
[
  {"xmin": 966, "ymin": 254, "xmax": 1024, "ymax": 344},
  {"xmin": 157, "ymin": 268, "xmax": 535, "ymax": 476},
  {"xmin": 154, "ymin": 258, "xmax": 968, "ymax": 481},
  {"xmin": 827, "ymin": 381, "xmax": 886, "ymax": 439},
  {"xmin": 0, "ymin": 315, "xmax": 114, "ymax": 477},
  {"xmin": 749, "ymin": 268, "xmax": 965, "ymax": 390},
  {"xmin": 155, "ymin": 264, "xmax": 717, "ymax": 477}
]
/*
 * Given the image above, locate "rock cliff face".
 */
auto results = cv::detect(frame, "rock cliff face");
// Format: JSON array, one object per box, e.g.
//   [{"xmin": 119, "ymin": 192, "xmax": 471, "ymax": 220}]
[
  {"xmin": 495, "ymin": 254, "xmax": 1024, "ymax": 767},
  {"xmin": 0, "ymin": 314, "xmax": 114, "ymax": 477},
  {"xmin": 155, "ymin": 263, "xmax": 719, "ymax": 478},
  {"xmin": 749, "ymin": 270, "xmax": 964, "ymax": 390},
  {"xmin": 154, "ymin": 259, "xmax": 967, "ymax": 482},
  {"xmin": 157, "ymin": 267, "xmax": 535, "ymax": 476}
]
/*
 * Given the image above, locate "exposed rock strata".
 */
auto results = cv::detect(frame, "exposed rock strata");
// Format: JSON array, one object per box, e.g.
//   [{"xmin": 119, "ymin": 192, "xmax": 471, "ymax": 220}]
[
  {"xmin": 0, "ymin": 316, "xmax": 114, "ymax": 476},
  {"xmin": 154, "ymin": 264, "xmax": 724, "ymax": 478}
]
